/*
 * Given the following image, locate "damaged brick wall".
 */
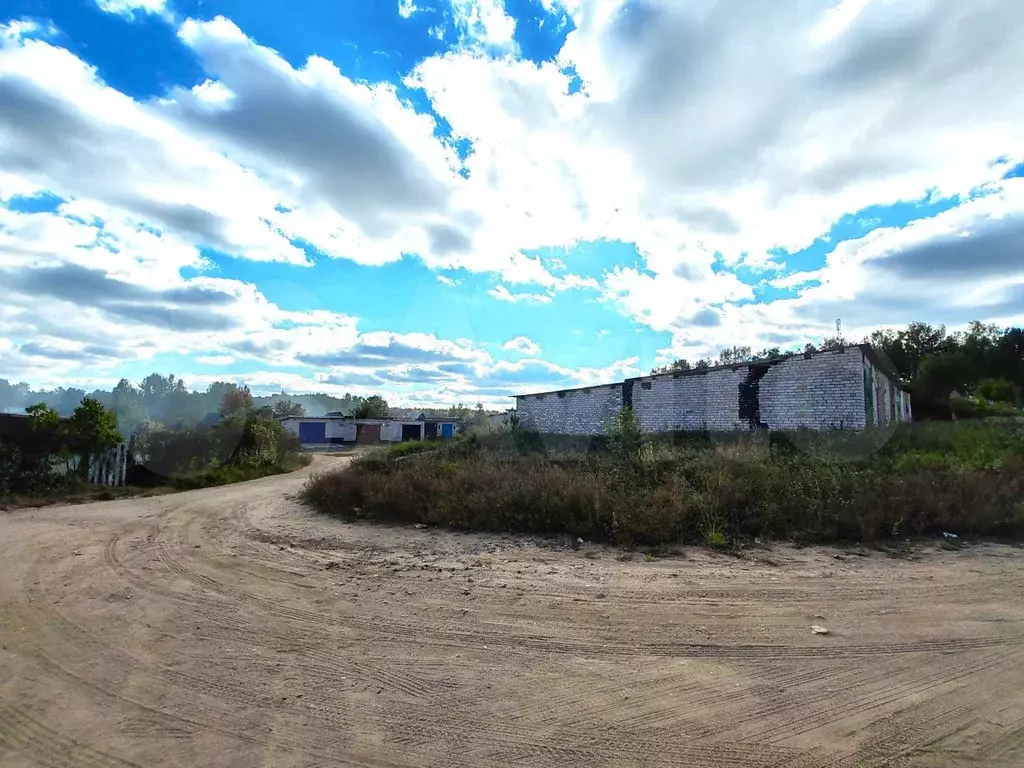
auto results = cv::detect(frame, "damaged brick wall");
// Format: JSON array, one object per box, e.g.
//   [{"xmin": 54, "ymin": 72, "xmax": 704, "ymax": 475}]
[{"xmin": 515, "ymin": 347, "xmax": 911, "ymax": 435}]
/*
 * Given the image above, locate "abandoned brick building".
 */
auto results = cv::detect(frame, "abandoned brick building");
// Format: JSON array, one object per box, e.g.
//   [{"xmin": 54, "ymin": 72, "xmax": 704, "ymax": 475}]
[{"xmin": 514, "ymin": 344, "xmax": 912, "ymax": 435}]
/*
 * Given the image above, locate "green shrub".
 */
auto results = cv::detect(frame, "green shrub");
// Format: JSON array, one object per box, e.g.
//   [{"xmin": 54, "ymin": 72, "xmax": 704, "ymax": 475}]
[{"xmin": 302, "ymin": 420, "xmax": 1024, "ymax": 547}]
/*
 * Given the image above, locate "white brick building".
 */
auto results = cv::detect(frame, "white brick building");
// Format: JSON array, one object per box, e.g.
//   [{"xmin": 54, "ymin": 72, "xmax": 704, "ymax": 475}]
[{"xmin": 515, "ymin": 345, "xmax": 912, "ymax": 435}]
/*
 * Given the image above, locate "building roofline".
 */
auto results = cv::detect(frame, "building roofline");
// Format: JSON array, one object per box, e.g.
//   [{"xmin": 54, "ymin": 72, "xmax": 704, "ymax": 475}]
[{"xmin": 513, "ymin": 344, "xmax": 909, "ymax": 399}]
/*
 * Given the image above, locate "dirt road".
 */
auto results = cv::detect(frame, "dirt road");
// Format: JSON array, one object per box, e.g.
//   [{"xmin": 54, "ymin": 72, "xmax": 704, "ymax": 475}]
[{"xmin": 2, "ymin": 456, "xmax": 1023, "ymax": 767}]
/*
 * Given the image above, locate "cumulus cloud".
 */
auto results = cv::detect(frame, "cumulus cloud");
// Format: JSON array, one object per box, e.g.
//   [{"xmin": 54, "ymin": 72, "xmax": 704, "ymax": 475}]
[
  {"xmin": 0, "ymin": 31, "xmax": 308, "ymax": 264},
  {"xmin": 171, "ymin": 18, "xmax": 459, "ymax": 242},
  {"xmin": 451, "ymin": 0, "xmax": 517, "ymax": 48},
  {"xmin": 411, "ymin": 0, "xmax": 1024, "ymax": 335},
  {"xmin": 501, "ymin": 336, "xmax": 542, "ymax": 355},
  {"xmin": 5, "ymin": 2, "xmax": 1024, "ymax": 398}
]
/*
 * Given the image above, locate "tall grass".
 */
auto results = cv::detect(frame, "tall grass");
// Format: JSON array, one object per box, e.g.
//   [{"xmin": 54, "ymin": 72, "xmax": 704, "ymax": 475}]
[{"xmin": 302, "ymin": 421, "xmax": 1024, "ymax": 547}]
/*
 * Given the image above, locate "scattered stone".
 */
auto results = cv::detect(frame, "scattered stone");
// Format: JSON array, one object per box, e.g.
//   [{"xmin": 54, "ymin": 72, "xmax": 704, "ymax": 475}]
[
  {"xmin": 942, "ymin": 531, "xmax": 958, "ymax": 539},
  {"xmin": 73, "ymin": 550, "xmax": 83, "ymax": 556},
  {"xmin": 595, "ymin": 592, "xmax": 607, "ymax": 599},
  {"xmin": 413, "ymin": 523, "xmax": 427, "ymax": 530},
  {"xmin": 193, "ymin": 544, "xmax": 201, "ymax": 549},
  {"xmin": 462, "ymin": 588, "xmax": 471, "ymax": 595},
  {"xmin": 811, "ymin": 625, "xmax": 830, "ymax": 635},
  {"xmin": 325, "ymin": 561, "xmax": 341, "ymax": 570},
  {"xmin": 833, "ymin": 554, "xmax": 845, "ymax": 560}
]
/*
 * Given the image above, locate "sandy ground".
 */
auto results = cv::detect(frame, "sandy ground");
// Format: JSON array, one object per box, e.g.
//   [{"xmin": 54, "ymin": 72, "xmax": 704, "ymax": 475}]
[{"xmin": 2, "ymin": 455, "xmax": 1023, "ymax": 768}]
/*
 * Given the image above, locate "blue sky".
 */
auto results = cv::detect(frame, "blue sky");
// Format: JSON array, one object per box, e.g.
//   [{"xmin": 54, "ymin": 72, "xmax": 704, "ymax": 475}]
[{"xmin": 1, "ymin": 0, "xmax": 1023, "ymax": 406}]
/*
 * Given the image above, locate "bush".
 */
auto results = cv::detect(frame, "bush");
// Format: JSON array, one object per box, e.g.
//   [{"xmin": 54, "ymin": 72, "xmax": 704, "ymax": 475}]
[
  {"xmin": 302, "ymin": 420, "xmax": 1024, "ymax": 547},
  {"xmin": 0, "ymin": 442, "xmax": 86, "ymax": 497},
  {"xmin": 128, "ymin": 415, "xmax": 304, "ymax": 487},
  {"xmin": 975, "ymin": 378, "xmax": 1016, "ymax": 404}
]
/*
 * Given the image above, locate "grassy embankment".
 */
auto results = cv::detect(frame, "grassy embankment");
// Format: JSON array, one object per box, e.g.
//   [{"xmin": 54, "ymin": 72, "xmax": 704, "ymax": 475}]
[{"xmin": 302, "ymin": 419, "xmax": 1024, "ymax": 547}]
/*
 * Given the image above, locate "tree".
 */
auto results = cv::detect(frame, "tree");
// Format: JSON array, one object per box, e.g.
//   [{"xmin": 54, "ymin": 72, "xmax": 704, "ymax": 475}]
[
  {"xmin": 914, "ymin": 352, "xmax": 975, "ymax": 401},
  {"xmin": 898, "ymin": 322, "xmax": 952, "ymax": 379},
  {"xmin": 975, "ymin": 378, "xmax": 1015, "ymax": 403},
  {"xmin": 819, "ymin": 335, "xmax": 848, "ymax": 351},
  {"xmin": 607, "ymin": 407, "xmax": 646, "ymax": 463},
  {"xmin": 68, "ymin": 398, "xmax": 121, "ymax": 473},
  {"xmin": 752, "ymin": 347, "xmax": 783, "ymax": 361},
  {"xmin": 717, "ymin": 346, "xmax": 754, "ymax": 366},
  {"xmin": 652, "ymin": 358, "xmax": 691, "ymax": 375},
  {"xmin": 219, "ymin": 384, "xmax": 255, "ymax": 417},
  {"xmin": 694, "ymin": 358, "xmax": 712, "ymax": 369},
  {"xmin": 0, "ymin": 379, "xmax": 30, "ymax": 413},
  {"xmin": 446, "ymin": 402, "xmax": 471, "ymax": 421},
  {"xmin": 272, "ymin": 399, "xmax": 305, "ymax": 418},
  {"xmin": 25, "ymin": 402, "xmax": 60, "ymax": 431},
  {"xmin": 53, "ymin": 387, "xmax": 86, "ymax": 416},
  {"xmin": 111, "ymin": 378, "xmax": 146, "ymax": 433},
  {"xmin": 353, "ymin": 395, "xmax": 389, "ymax": 419}
]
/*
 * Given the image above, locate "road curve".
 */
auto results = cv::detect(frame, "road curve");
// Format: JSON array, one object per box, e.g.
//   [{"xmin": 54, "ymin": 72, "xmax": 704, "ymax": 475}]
[{"xmin": 2, "ymin": 455, "xmax": 1024, "ymax": 767}]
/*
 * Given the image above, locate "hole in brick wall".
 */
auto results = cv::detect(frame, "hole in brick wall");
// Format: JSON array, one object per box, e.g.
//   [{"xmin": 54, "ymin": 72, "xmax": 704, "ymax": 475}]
[
  {"xmin": 640, "ymin": 381, "xmax": 652, "ymax": 390},
  {"xmin": 535, "ymin": 394, "xmax": 545, "ymax": 400},
  {"xmin": 557, "ymin": 391, "xmax": 566, "ymax": 398}
]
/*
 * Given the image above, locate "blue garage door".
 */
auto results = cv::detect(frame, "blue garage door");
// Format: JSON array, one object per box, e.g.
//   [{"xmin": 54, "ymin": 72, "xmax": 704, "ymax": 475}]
[
  {"xmin": 299, "ymin": 421, "xmax": 327, "ymax": 443},
  {"xmin": 440, "ymin": 423, "xmax": 455, "ymax": 439}
]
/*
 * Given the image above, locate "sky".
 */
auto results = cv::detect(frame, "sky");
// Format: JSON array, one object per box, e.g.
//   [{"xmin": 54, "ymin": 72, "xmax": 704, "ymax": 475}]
[{"xmin": 1, "ymin": 0, "xmax": 1023, "ymax": 408}]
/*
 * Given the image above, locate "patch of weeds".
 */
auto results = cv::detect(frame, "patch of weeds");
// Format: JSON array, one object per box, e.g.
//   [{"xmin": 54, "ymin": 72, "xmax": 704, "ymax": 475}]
[
  {"xmin": 650, "ymin": 543, "xmax": 684, "ymax": 559},
  {"xmin": 886, "ymin": 541, "xmax": 921, "ymax": 560},
  {"xmin": 703, "ymin": 529, "xmax": 729, "ymax": 550},
  {"xmin": 582, "ymin": 550, "xmax": 599, "ymax": 560},
  {"xmin": 939, "ymin": 538, "xmax": 964, "ymax": 551},
  {"xmin": 615, "ymin": 552, "xmax": 634, "ymax": 562}
]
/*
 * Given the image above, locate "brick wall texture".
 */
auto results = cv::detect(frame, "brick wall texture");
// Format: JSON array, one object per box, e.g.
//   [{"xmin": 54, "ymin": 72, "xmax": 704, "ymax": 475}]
[{"xmin": 516, "ymin": 347, "xmax": 912, "ymax": 435}]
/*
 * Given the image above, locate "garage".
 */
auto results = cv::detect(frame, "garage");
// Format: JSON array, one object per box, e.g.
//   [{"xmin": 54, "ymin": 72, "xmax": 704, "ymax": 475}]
[
  {"xmin": 298, "ymin": 421, "xmax": 327, "ymax": 443},
  {"xmin": 356, "ymin": 423, "xmax": 381, "ymax": 444},
  {"xmin": 401, "ymin": 424, "xmax": 422, "ymax": 441}
]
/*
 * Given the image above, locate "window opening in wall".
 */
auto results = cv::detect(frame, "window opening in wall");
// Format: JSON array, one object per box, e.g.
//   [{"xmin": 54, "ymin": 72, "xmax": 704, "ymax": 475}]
[{"xmin": 640, "ymin": 381, "xmax": 652, "ymax": 390}]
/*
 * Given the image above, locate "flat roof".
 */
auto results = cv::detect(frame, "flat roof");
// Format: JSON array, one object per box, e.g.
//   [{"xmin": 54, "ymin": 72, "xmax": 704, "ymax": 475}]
[{"xmin": 513, "ymin": 344, "xmax": 909, "ymax": 398}]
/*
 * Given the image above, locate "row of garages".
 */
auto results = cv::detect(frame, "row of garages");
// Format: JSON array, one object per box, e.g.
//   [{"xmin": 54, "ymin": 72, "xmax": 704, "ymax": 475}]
[{"xmin": 280, "ymin": 416, "xmax": 459, "ymax": 446}]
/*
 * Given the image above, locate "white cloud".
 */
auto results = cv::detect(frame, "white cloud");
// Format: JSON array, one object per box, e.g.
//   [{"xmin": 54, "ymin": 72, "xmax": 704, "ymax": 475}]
[
  {"xmin": 488, "ymin": 285, "xmax": 553, "ymax": 303},
  {"xmin": 0, "ymin": 19, "xmax": 55, "ymax": 42},
  {"xmin": 6, "ymin": 2, "xmax": 1024, "ymax": 394},
  {"xmin": 95, "ymin": 0, "xmax": 170, "ymax": 20},
  {"xmin": 409, "ymin": 0, "xmax": 1024, "ymax": 333},
  {"xmin": 501, "ymin": 336, "xmax": 542, "ymax": 355},
  {"xmin": 436, "ymin": 274, "xmax": 459, "ymax": 286},
  {"xmin": 398, "ymin": 0, "xmax": 422, "ymax": 19},
  {"xmin": 451, "ymin": 0, "xmax": 517, "ymax": 48}
]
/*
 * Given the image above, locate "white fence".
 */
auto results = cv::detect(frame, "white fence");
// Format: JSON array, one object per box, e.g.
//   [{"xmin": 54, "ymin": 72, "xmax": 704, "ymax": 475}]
[{"xmin": 87, "ymin": 442, "xmax": 129, "ymax": 487}]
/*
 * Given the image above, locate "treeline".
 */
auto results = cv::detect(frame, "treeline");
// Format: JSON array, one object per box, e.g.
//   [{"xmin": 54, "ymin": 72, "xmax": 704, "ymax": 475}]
[
  {"xmin": 0, "ymin": 374, "xmax": 503, "ymax": 435},
  {"xmin": 655, "ymin": 322, "xmax": 1023, "ymax": 417},
  {"xmin": 0, "ymin": 374, "xmax": 367, "ymax": 433}
]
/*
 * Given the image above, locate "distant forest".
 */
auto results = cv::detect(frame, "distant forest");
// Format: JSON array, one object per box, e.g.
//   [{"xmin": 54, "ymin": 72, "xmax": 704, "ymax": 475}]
[{"xmin": 0, "ymin": 374, "xmax": 494, "ymax": 434}]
